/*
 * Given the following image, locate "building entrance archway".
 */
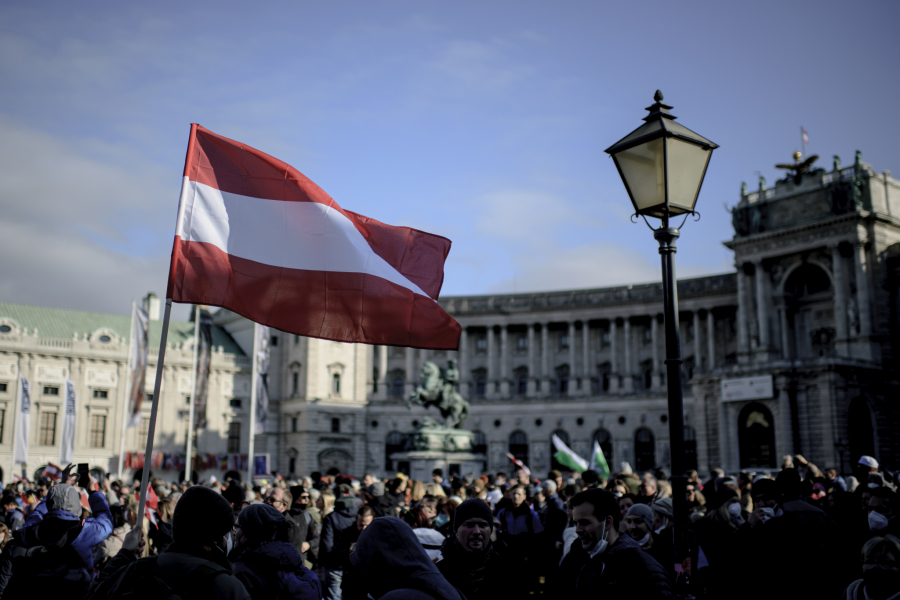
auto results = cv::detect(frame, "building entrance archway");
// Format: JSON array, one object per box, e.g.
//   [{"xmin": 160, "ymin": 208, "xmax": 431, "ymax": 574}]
[{"xmin": 738, "ymin": 402, "xmax": 777, "ymax": 468}]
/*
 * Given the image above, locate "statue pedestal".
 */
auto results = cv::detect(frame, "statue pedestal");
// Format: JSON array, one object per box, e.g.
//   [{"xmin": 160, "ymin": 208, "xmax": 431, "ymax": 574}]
[{"xmin": 389, "ymin": 427, "xmax": 486, "ymax": 481}]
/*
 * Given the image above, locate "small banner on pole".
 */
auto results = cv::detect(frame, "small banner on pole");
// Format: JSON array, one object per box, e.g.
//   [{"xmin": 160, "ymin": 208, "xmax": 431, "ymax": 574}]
[
  {"xmin": 127, "ymin": 306, "xmax": 150, "ymax": 429},
  {"xmin": 193, "ymin": 308, "xmax": 213, "ymax": 430},
  {"xmin": 254, "ymin": 325, "xmax": 269, "ymax": 435},
  {"xmin": 14, "ymin": 376, "xmax": 30, "ymax": 465},
  {"xmin": 60, "ymin": 379, "xmax": 77, "ymax": 465}
]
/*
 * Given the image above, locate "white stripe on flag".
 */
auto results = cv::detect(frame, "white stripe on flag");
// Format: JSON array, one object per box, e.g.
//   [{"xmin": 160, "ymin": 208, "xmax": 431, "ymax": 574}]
[{"xmin": 176, "ymin": 179, "xmax": 429, "ymax": 298}]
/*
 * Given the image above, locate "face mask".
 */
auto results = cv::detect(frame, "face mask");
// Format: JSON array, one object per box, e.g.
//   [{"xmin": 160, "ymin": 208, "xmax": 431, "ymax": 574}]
[
  {"xmin": 868, "ymin": 511, "xmax": 890, "ymax": 532},
  {"xmin": 434, "ymin": 514, "xmax": 449, "ymax": 527},
  {"xmin": 223, "ymin": 533, "xmax": 234, "ymax": 557},
  {"xmin": 759, "ymin": 507, "xmax": 775, "ymax": 523},
  {"xmin": 635, "ymin": 531, "xmax": 650, "ymax": 546},
  {"xmin": 654, "ymin": 517, "xmax": 669, "ymax": 534},
  {"xmin": 728, "ymin": 503, "xmax": 742, "ymax": 519},
  {"xmin": 591, "ymin": 520, "xmax": 609, "ymax": 556}
]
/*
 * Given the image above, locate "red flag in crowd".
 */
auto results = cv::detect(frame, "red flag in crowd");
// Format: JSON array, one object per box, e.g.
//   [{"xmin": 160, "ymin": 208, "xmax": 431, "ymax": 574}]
[
  {"xmin": 42, "ymin": 463, "xmax": 63, "ymax": 481},
  {"xmin": 166, "ymin": 125, "xmax": 461, "ymax": 350}
]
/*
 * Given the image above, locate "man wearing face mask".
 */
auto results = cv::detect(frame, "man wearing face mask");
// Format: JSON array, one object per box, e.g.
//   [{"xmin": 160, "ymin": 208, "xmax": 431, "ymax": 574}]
[
  {"xmin": 88, "ymin": 486, "xmax": 251, "ymax": 600},
  {"xmin": 842, "ymin": 534, "xmax": 900, "ymax": 600},
  {"xmin": 561, "ymin": 488, "xmax": 672, "ymax": 599},
  {"xmin": 867, "ymin": 488, "xmax": 900, "ymax": 539}
]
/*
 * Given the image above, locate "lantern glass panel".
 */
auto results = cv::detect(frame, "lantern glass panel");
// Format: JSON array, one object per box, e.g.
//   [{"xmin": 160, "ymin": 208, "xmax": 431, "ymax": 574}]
[
  {"xmin": 666, "ymin": 137, "xmax": 711, "ymax": 213},
  {"xmin": 614, "ymin": 137, "xmax": 665, "ymax": 212}
]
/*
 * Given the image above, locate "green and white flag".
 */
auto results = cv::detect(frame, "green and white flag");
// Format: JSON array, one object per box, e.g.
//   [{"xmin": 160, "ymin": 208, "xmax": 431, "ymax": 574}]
[
  {"xmin": 552, "ymin": 434, "xmax": 588, "ymax": 472},
  {"xmin": 591, "ymin": 440, "xmax": 611, "ymax": 481}
]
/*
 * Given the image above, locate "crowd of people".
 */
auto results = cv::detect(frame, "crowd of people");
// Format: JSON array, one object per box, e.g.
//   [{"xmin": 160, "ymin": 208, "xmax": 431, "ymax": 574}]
[{"xmin": 0, "ymin": 454, "xmax": 897, "ymax": 599}]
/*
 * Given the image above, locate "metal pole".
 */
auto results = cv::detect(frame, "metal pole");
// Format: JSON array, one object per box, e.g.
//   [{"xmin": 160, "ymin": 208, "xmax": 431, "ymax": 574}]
[
  {"xmin": 137, "ymin": 298, "xmax": 174, "ymax": 527},
  {"xmin": 247, "ymin": 323, "xmax": 259, "ymax": 483},
  {"xmin": 654, "ymin": 224, "xmax": 689, "ymax": 571},
  {"xmin": 117, "ymin": 300, "xmax": 136, "ymax": 480},
  {"xmin": 184, "ymin": 305, "xmax": 200, "ymax": 483}
]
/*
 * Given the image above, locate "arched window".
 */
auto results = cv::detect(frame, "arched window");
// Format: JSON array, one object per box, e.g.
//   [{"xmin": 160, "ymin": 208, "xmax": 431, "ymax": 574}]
[
  {"xmin": 550, "ymin": 430, "xmax": 570, "ymax": 472},
  {"xmin": 473, "ymin": 368, "xmax": 487, "ymax": 397},
  {"xmin": 385, "ymin": 431, "xmax": 405, "ymax": 471},
  {"xmin": 513, "ymin": 366, "xmax": 528, "ymax": 396},
  {"xmin": 738, "ymin": 402, "xmax": 776, "ymax": 468},
  {"xmin": 390, "ymin": 369, "xmax": 405, "ymax": 398},
  {"xmin": 509, "ymin": 430, "xmax": 529, "ymax": 469},
  {"xmin": 684, "ymin": 426, "xmax": 698, "ymax": 470},
  {"xmin": 592, "ymin": 429, "xmax": 613, "ymax": 466},
  {"xmin": 472, "ymin": 430, "xmax": 487, "ymax": 455},
  {"xmin": 848, "ymin": 398, "xmax": 876, "ymax": 463},
  {"xmin": 556, "ymin": 364, "xmax": 570, "ymax": 395},
  {"xmin": 784, "ymin": 263, "xmax": 835, "ymax": 358},
  {"xmin": 634, "ymin": 428, "xmax": 655, "ymax": 472}
]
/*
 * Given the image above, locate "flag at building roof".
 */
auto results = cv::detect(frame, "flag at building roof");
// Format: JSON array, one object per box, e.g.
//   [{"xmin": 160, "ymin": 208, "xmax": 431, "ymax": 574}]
[
  {"xmin": 552, "ymin": 434, "xmax": 589, "ymax": 472},
  {"xmin": 802, "ymin": 128, "xmax": 809, "ymax": 144},
  {"xmin": 591, "ymin": 440, "xmax": 611, "ymax": 482},
  {"xmin": 166, "ymin": 125, "xmax": 461, "ymax": 350}
]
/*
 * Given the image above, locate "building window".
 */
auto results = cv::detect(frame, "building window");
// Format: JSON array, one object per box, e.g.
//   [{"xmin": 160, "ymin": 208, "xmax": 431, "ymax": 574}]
[
  {"xmin": 270, "ymin": 335, "xmax": 278, "ymax": 346},
  {"xmin": 684, "ymin": 426, "xmax": 698, "ymax": 471},
  {"xmin": 559, "ymin": 333, "xmax": 569, "ymax": 350},
  {"xmin": 38, "ymin": 412, "xmax": 57, "ymax": 446},
  {"xmin": 473, "ymin": 368, "xmax": 487, "ymax": 397},
  {"xmin": 472, "ymin": 430, "xmax": 487, "ymax": 454},
  {"xmin": 289, "ymin": 457, "xmax": 296, "ymax": 473},
  {"xmin": 0, "ymin": 325, "xmax": 10, "ymax": 333},
  {"xmin": 145, "ymin": 393, "xmax": 153, "ymax": 402},
  {"xmin": 291, "ymin": 417, "xmax": 298, "ymax": 433},
  {"xmin": 292, "ymin": 372, "xmax": 299, "ymax": 396},
  {"xmin": 227, "ymin": 422, "xmax": 241, "ymax": 453},
  {"xmin": 517, "ymin": 336, "xmax": 528, "ymax": 351},
  {"xmin": 391, "ymin": 370, "xmax": 405, "ymax": 398},
  {"xmin": 294, "ymin": 335, "xmax": 300, "ymax": 345},
  {"xmin": 137, "ymin": 417, "xmax": 150, "ymax": 450},
  {"xmin": 508, "ymin": 430, "xmax": 529, "ymax": 468},
  {"xmin": 634, "ymin": 428, "xmax": 656, "ymax": 472},
  {"xmin": 475, "ymin": 336, "xmax": 487, "ymax": 353},
  {"xmin": 43, "ymin": 386, "xmax": 59, "ymax": 396},
  {"xmin": 601, "ymin": 330, "xmax": 611, "ymax": 347},
  {"xmin": 556, "ymin": 364, "xmax": 570, "ymax": 395},
  {"xmin": 230, "ymin": 398, "xmax": 242, "ymax": 408},
  {"xmin": 0, "ymin": 383, "xmax": 7, "ymax": 393},
  {"xmin": 332, "ymin": 373, "xmax": 341, "ymax": 396},
  {"xmin": 592, "ymin": 429, "xmax": 613, "ymax": 466},
  {"xmin": 514, "ymin": 367, "xmax": 528, "ymax": 395},
  {"xmin": 372, "ymin": 367, "xmax": 379, "ymax": 394},
  {"xmin": 93, "ymin": 389, "xmax": 108, "ymax": 399},
  {"xmin": 331, "ymin": 418, "xmax": 340, "ymax": 433},
  {"xmin": 89, "ymin": 415, "xmax": 107, "ymax": 448},
  {"xmin": 0, "ymin": 409, "xmax": 5, "ymax": 443},
  {"xmin": 385, "ymin": 431, "xmax": 404, "ymax": 471},
  {"xmin": 643, "ymin": 327, "xmax": 652, "ymax": 344}
]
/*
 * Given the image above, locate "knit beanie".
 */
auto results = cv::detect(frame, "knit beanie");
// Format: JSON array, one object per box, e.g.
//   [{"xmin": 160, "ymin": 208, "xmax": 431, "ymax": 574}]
[
  {"xmin": 173, "ymin": 485, "xmax": 235, "ymax": 545},
  {"xmin": 626, "ymin": 503, "xmax": 655, "ymax": 531},
  {"xmin": 651, "ymin": 497, "xmax": 674, "ymax": 520},
  {"xmin": 453, "ymin": 498, "xmax": 494, "ymax": 532}
]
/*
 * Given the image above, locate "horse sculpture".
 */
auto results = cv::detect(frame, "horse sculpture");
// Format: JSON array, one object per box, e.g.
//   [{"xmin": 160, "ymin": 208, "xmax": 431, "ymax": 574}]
[{"xmin": 406, "ymin": 359, "xmax": 469, "ymax": 429}]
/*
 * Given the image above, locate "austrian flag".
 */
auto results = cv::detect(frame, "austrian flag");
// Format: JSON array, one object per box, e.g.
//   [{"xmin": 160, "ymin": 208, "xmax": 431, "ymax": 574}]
[{"xmin": 167, "ymin": 125, "xmax": 461, "ymax": 350}]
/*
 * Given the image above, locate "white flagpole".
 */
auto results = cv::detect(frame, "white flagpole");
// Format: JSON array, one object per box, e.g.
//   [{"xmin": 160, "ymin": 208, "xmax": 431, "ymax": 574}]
[
  {"xmin": 184, "ymin": 305, "xmax": 200, "ymax": 483},
  {"xmin": 247, "ymin": 322, "xmax": 259, "ymax": 483},
  {"xmin": 118, "ymin": 300, "xmax": 136, "ymax": 480},
  {"xmin": 137, "ymin": 298, "xmax": 174, "ymax": 527}
]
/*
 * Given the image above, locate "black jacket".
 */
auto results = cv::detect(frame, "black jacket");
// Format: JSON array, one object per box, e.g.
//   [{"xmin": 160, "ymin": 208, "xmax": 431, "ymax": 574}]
[
  {"xmin": 285, "ymin": 507, "xmax": 319, "ymax": 565},
  {"xmin": 319, "ymin": 498, "xmax": 361, "ymax": 569},
  {"xmin": 231, "ymin": 540, "xmax": 321, "ymax": 600},
  {"xmin": 437, "ymin": 537, "xmax": 526, "ymax": 600},
  {"xmin": 567, "ymin": 534, "xmax": 673, "ymax": 600}
]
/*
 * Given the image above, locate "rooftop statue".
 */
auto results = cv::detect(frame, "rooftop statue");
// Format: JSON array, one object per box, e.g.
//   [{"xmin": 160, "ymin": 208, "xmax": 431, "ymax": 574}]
[{"xmin": 406, "ymin": 359, "xmax": 469, "ymax": 429}]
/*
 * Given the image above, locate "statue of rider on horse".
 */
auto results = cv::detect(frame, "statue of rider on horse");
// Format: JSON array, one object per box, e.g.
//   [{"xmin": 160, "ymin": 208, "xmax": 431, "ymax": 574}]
[{"xmin": 406, "ymin": 359, "xmax": 469, "ymax": 429}]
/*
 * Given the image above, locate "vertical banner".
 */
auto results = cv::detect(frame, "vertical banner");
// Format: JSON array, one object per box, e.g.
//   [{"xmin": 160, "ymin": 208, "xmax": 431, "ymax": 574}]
[
  {"xmin": 127, "ymin": 306, "xmax": 150, "ymax": 429},
  {"xmin": 60, "ymin": 379, "xmax": 77, "ymax": 464},
  {"xmin": 13, "ymin": 377, "xmax": 30, "ymax": 465},
  {"xmin": 254, "ymin": 325, "xmax": 270, "ymax": 434},
  {"xmin": 193, "ymin": 308, "xmax": 213, "ymax": 430}
]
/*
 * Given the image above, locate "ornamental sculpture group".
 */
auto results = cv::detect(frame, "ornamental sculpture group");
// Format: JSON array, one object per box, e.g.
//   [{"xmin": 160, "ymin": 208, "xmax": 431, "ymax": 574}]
[{"xmin": 406, "ymin": 359, "xmax": 469, "ymax": 429}]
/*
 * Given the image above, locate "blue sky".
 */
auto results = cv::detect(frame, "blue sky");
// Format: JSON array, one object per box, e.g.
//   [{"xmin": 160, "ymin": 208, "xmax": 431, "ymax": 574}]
[{"xmin": 1, "ymin": 0, "xmax": 898, "ymax": 322}]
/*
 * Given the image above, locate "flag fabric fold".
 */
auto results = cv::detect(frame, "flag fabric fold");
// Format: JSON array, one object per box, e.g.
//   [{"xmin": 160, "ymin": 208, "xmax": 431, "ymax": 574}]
[
  {"xmin": 552, "ymin": 434, "xmax": 589, "ymax": 472},
  {"xmin": 13, "ymin": 377, "xmax": 30, "ymax": 465},
  {"xmin": 591, "ymin": 441, "xmax": 611, "ymax": 481},
  {"xmin": 166, "ymin": 124, "xmax": 461, "ymax": 350},
  {"xmin": 193, "ymin": 308, "xmax": 213, "ymax": 430},
  {"xmin": 506, "ymin": 453, "xmax": 531, "ymax": 476},
  {"xmin": 59, "ymin": 379, "xmax": 77, "ymax": 465},
  {"xmin": 254, "ymin": 324, "xmax": 269, "ymax": 435}
]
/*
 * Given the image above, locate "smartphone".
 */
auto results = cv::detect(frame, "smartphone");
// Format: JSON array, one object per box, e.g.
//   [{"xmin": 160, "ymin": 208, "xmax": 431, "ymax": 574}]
[{"xmin": 77, "ymin": 463, "xmax": 90, "ymax": 489}]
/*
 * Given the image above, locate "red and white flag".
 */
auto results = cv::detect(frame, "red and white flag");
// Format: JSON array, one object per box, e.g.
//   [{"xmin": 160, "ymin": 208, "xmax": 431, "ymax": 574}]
[
  {"xmin": 506, "ymin": 453, "xmax": 531, "ymax": 476},
  {"xmin": 166, "ymin": 125, "xmax": 461, "ymax": 350},
  {"xmin": 802, "ymin": 128, "xmax": 809, "ymax": 144},
  {"xmin": 42, "ymin": 463, "xmax": 63, "ymax": 481}
]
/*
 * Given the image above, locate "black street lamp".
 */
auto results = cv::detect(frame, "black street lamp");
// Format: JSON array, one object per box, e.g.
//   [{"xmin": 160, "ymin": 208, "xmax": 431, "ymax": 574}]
[{"xmin": 605, "ymin": 91, "xmax": 718, "ymax": 588}]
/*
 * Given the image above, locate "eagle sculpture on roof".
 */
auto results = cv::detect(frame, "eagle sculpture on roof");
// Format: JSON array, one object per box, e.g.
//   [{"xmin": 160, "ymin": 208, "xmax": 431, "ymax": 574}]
[{"xmin": 776, "ymin": 151, "xmax": 819, "ymax": 183}]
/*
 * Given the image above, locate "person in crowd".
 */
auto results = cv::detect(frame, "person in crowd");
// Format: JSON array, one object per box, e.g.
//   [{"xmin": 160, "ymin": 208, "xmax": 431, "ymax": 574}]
[
  {"xmin": 842, "ymin": 534, "xmax": 900, "ymax": 600},
  {"xmin": 93, "ymin": 504, "xmax": 132, "ymax": 572},
  {"xmin": 868, "ymin": 487, "xmax": 900, "ymax": 538},
  {"xmin": 432, "ymin": 469, "xmax": 452, "ymax": 497},
  {"xmin": 386, "ymin": 476, "xmax": 408, "ymax": 511},
  {"xmin": 623, "ymin": 503, "xmax": 655, "ymax": 550},
  {"xmin": 334, "ymin": 505, "xmax": 375, "ymax": 577},
  {"xmin": 496, "ymin": 484, "xmax": 543, "ymax": 565},
  {"xmin": 266, "ymin": 487, "xmax": 291, "ymax": 514},
  {"xmin": 561, "ymin": 488, "xmax": 672, "ymax": 598},
  {"xmin": 434, "ymin": 497, "xmax": 458, "ymax": 536},
  {"xmin": 1, "ymin": 494, "xmax": 24, "ymax": 532},
  {"xmin": 403, "ymin": 506, "xmax": 445, "ymax": 561},
  {"xmin": 617, "ymin": 493, "xmax": 637, "ymax": 532},
  {"xmin": 319, "ymin": 487, "xmax": 363, "ymax": 600},
  {"xmin": 640, "ymin": 473, "xmax": 659, "ymax": 502},
  {"xmin": 230, "ymin": 503, "xmax": 321, "ymax": 600},
  {"xmin": 1, "ymin": 480, "xmax": 113, "ymax": 597},
  {"xmin": 285, "ymin": 485, "xmax": 320, "ymax": 568},
  {"xmin": 343, "ymin": 517, "xmax": 464, "ymax": 600},
  {"xmin": 87, "ymin": 485, "xmax": 250, "ymax": 600},
  {"xmin": 438, "ymin": 498, "xmax": 524, "ymax": 600},
  {"xmin": 365, "ymin": 481, "xmax": 396, "ymax": 518},
  {"xmin": 0, "ymin": 523, "xmax": 10, "ymax": 551}
]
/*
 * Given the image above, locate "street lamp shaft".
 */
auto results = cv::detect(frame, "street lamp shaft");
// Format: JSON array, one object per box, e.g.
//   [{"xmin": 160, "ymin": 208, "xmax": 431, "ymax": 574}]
[{"xmin": 654, "ymin": 225, "xmax": 689, "ymax": 567}]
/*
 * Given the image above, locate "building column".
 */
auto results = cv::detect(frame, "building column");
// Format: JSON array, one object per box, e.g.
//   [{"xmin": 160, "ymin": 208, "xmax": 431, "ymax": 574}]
[
  {"xmin": 486, "ymin": 326, "xmax": 496, "ymax": 397},
  {"xmin": 754, "ymin": 260, "xmax": 770, "ymax": 361},
  {"xmin": 854, "ymin": 242, "xmax": 873, "ymax": 336},
  {"xmin": 650, "ymin": 315, "xmax": 661, "ymax": 390},
  {"xmin": 527, "ymin": 324, "xmax": 537, "ymax": 396},
  {"xmin": 693, "ymin": 311, "xmax": 702, "ymax": 375},
  {"xmin": 831, "ymin": 244, "xmax": 849, "ymax": 357},
  {"xmin": 706, "ymin": 310, "xmax": 716, "ymax": 371},
  {"xmin": 541, "ymin": 323, "xmax": 550, "ymax": 393},
  {"xmin": 500, "ymin": 325, "xmax": 509, "ymax": 396},
  {"xmin": 623, "ymin": 318, "xmax": 633, "ymax": 392},
  {"xmin": 459, "ymin": 328, "xmax": 469, "ymax": 398},
  {"xmin": 378, "ymin": 345, "xmax": 388, "ymax": 399},
  {"xmin": 567, "ymin": 321, "xmax": 576, "ymax": 396},
  {"xmin": 582, "ymin": 321, "xmax": 591, "ymax": 395},
  {"xmin": 610, "ymin": 319, "xmax": 619, "ymax": 393},
  {"xmin": 405, "ymin": 347, "xmax": 415, "ymax": 397},
  {"xmin": 736, "ymin": 265, "xmax": 751, "ymax": 362}
]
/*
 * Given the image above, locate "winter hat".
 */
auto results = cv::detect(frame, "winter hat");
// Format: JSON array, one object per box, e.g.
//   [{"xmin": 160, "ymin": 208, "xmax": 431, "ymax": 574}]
[
  {"xmin": 46, "ymin": 484, "xmax": 82, "ymax": 516},
  {"xmin": 173, "ymin": 485, "xmax": 235, "ymax": 545},
  {"xmin": 368, "ymin": 482, "xmax": 385, "ymax": 497},
  {"xmin": 626, "ymin": 503, "xmax": 655, "ymax": 531},
  {"xmin": 238, "ymin": 503, "xmax": 286, "ymax": 542},
  {"xmin": 453, "ymin": 498, "xmax": 494, "ymax": 532},
  {"xmin": 651, "ymin": 497, "xmax": 674, "ymax": 520},
  {"xmin": 859, "ymin": 456, "xmax": 879, "ymax": 469},
  {"xmin": 290, "ymin": 485, "xmax": 306, "ymax": 501}
]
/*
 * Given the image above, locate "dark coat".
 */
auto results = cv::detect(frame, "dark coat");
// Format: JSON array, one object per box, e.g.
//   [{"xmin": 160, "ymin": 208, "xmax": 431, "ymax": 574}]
[
  {"xmin": 437, "ymin": 537, "xmax": 526, "ymax": 600},
  {"xmin": 569, "ymin": 534, "xmax": 673, "ymax": 600},
  {"xmin": 231, "ymin": 540, "xmax": 321, "ymax": 600},
  {"xmin": 368, "ymin": 494, "xmax": 397, "ymax": 518},
  {"xmin": 286, "ymin": 507, "xmax": 320, "ymax": 565},
  {"xmin": 539, "ymin": 494, "xmax": 568, "ymax": 544},
  {"xmin": 319, "ymin": 501, "xmax": 359, "ymax": 569}
]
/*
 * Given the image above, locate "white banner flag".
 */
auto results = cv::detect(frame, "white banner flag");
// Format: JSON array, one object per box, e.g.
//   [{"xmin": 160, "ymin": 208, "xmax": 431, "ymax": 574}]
[
  {"xmin": 254, "ymin": 325, "xmax": 269, "ymax": 434},
  {"xmin": 13, "ymin": 377, "xmax": 30, "ymax": 465},
  {"xmin": 60, "ymin": 379, "xmax": 77, "ymax": 465},
  {"xmin": 127, "ymin": 306, "xmax": 150, "ymax": 429}
]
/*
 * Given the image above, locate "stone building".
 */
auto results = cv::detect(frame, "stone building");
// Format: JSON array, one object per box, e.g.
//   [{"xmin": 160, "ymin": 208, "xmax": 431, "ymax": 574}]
[{"xmin": 0, "ymin": 152, "xmax": 898, "ymax": 481}]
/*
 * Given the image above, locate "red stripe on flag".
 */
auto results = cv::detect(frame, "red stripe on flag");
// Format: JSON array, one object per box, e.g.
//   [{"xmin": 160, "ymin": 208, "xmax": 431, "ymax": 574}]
[
  {"xmin": 181, "ymin": 125, "xmax": 451, "ymax": 300},
  {"xmin": 169, "ymin": 239, "xmax": 460, "ymax": 349}
]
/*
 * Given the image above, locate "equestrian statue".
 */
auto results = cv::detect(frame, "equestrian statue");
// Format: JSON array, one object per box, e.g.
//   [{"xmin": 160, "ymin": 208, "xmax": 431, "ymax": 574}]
[{"xmin": 406, "ymin": 359, "xmax": 469, "ymax": 429}]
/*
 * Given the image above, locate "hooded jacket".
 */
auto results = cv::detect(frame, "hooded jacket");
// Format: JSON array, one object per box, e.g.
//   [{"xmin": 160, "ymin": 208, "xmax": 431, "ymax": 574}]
[
  {"xmin": 232, "ymin": 540, "xmax": 321, "ymax": 600},
  {"xmin": 347, "ymin": 517, "xmax": 465, "ymax": 600},
  {"xmin": 319, "ymin": 497, "xmax": 361, "ymax": 569}
]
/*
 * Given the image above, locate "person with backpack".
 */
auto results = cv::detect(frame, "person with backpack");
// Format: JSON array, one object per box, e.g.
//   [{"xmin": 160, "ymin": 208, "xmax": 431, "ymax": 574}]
[
  {"xmin": 86, "ymin": 485, "xmax": 250, "ymax": 600},
  {"xmin": 230, "ymin": 503, "xmax": 321, "ymax": 600},
  {"xmin": 0, "ymin": 482, "xmax": 113, "ymax": 598}
]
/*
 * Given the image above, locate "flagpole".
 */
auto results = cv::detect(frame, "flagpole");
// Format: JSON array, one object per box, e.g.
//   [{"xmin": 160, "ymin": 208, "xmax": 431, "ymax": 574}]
[
  {"xmin": 137, "ymin": 298, "xmax": 174, "ymax": 528},
  {"xmin": 801, "ymin": 126, "xmax": 806, "ymax": 157},
  {"xmin": 118, "ymin": 300, "xmax": 136, "ymax": 480},
  {"xmin": 185, "ymin": 305, "xmax": 200, "ymax": 483},
  {"xmin": 247, "ymin": 323, "xmax": 259, "ymax": 483}
]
